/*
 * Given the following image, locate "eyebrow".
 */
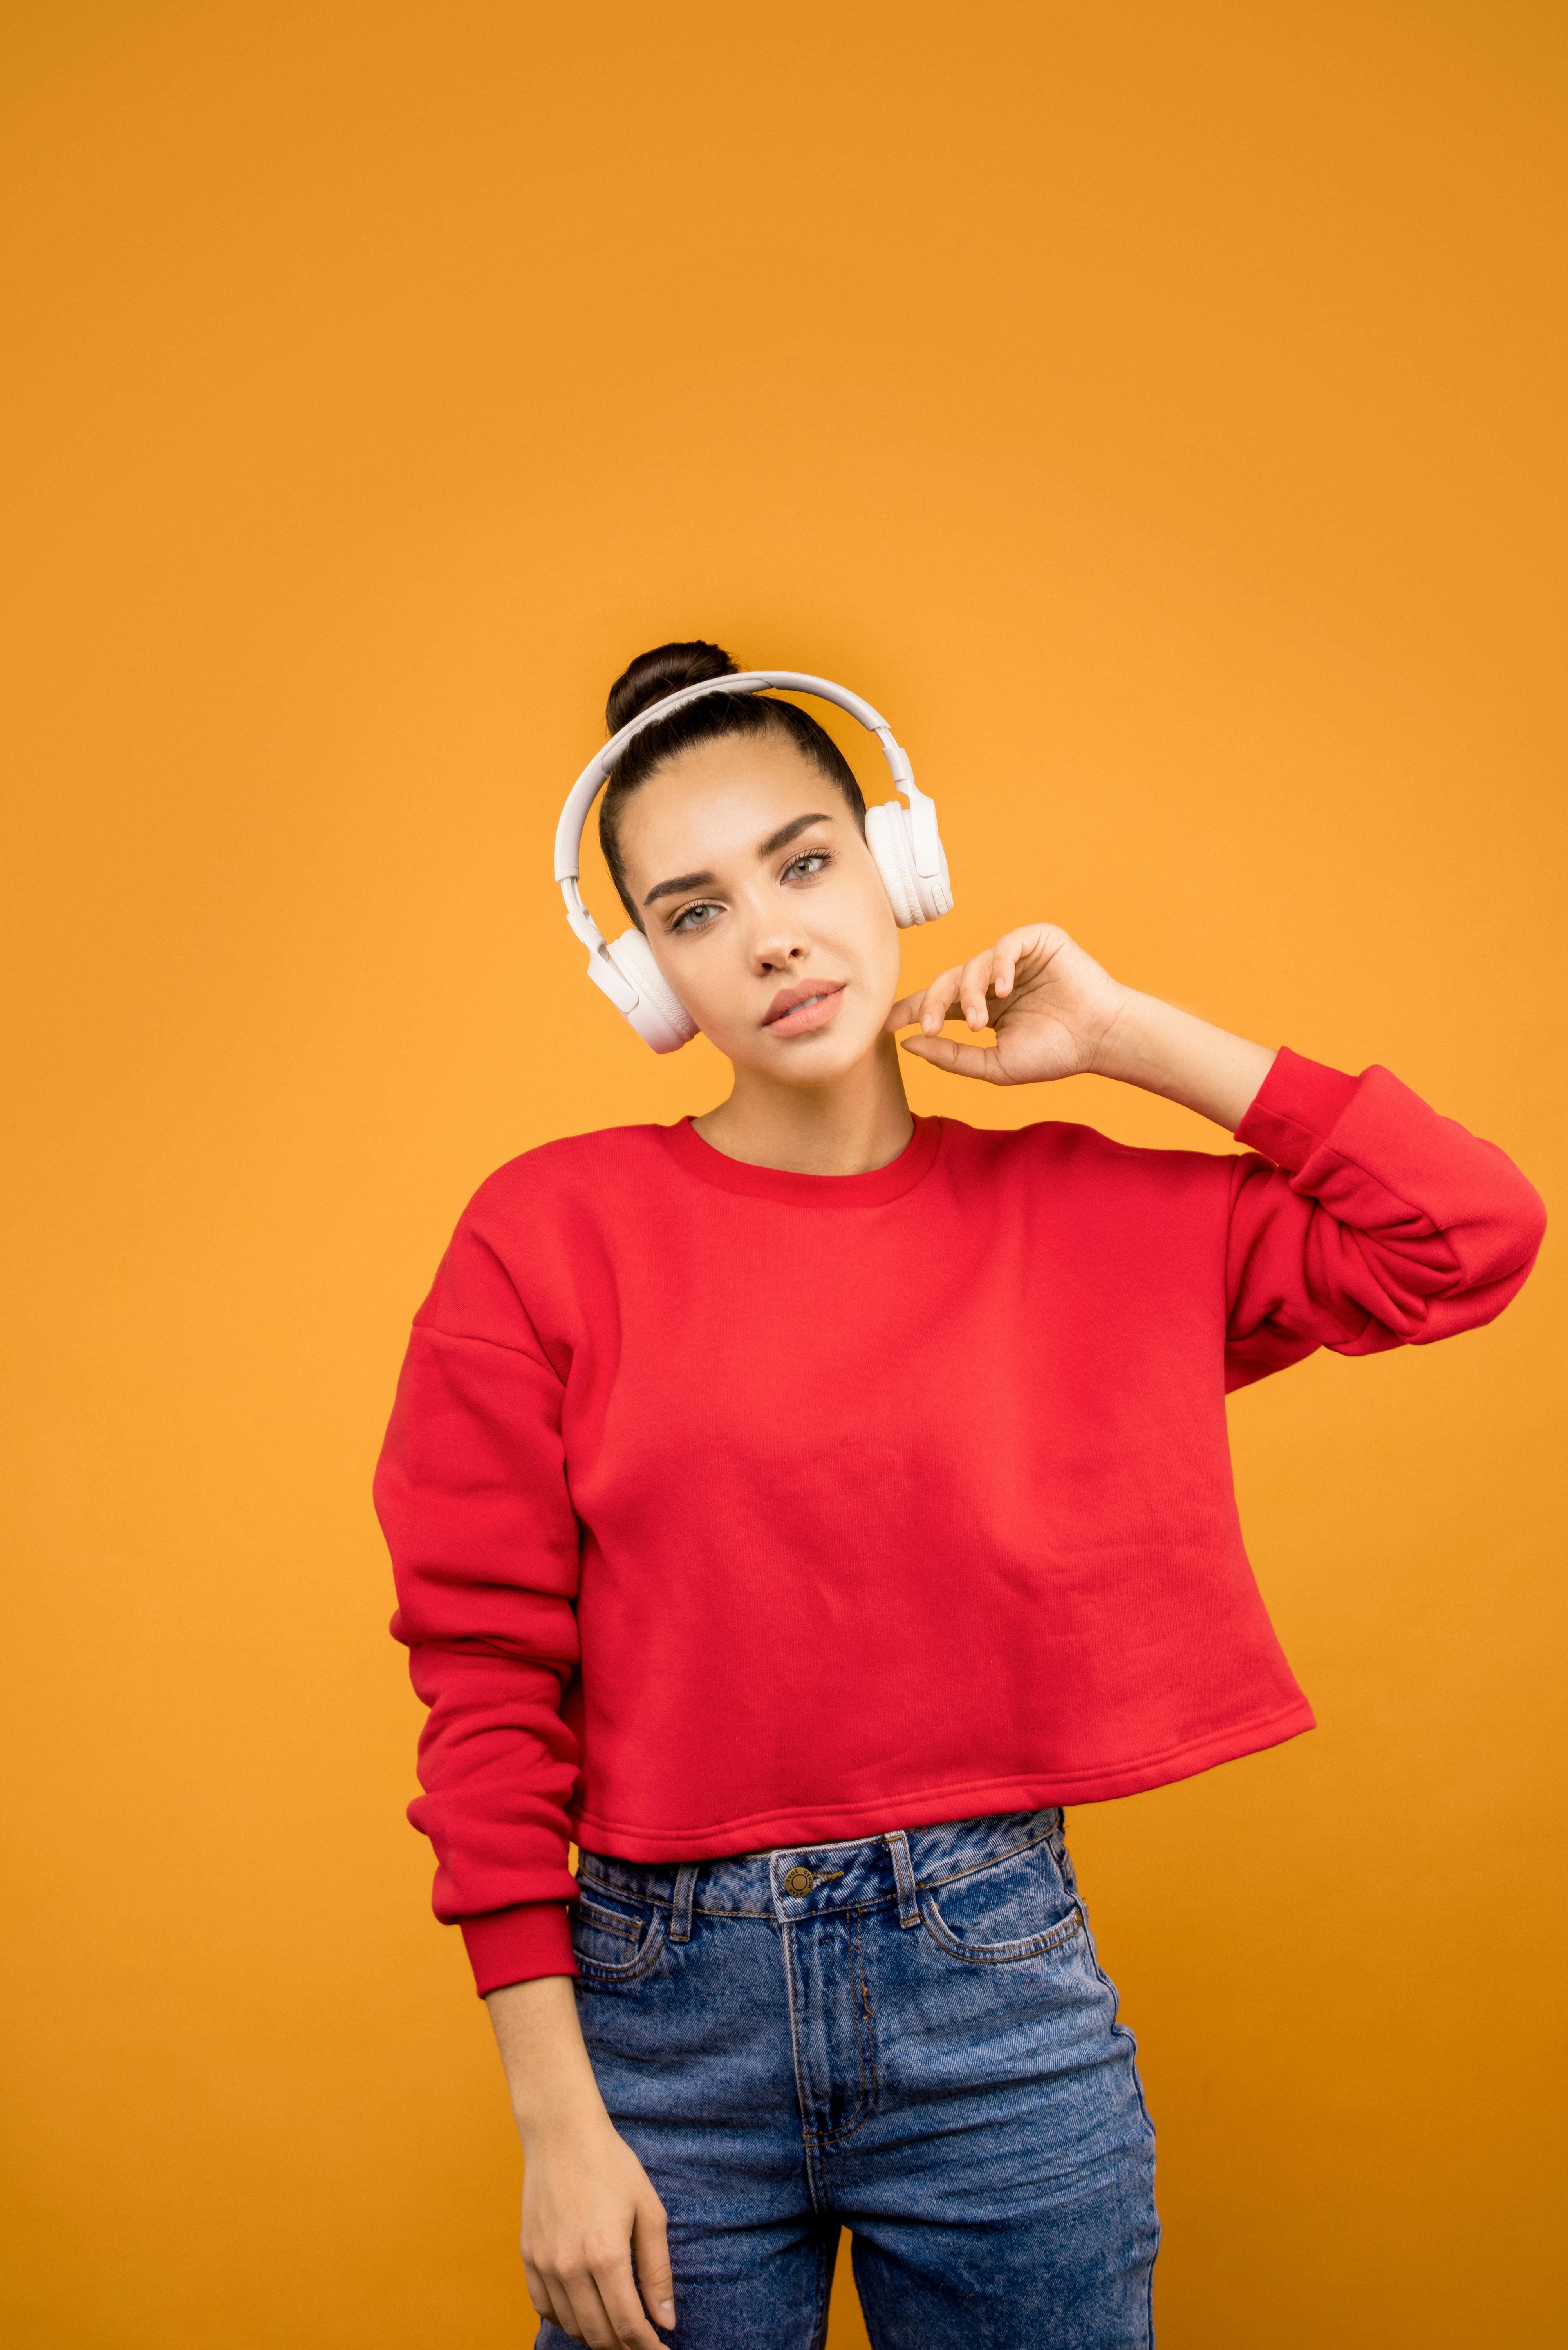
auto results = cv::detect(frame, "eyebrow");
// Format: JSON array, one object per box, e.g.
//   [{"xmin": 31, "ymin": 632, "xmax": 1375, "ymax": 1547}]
[{"xmin": 641, "ymin": 812, "xmax": 835, "ymax": 906}]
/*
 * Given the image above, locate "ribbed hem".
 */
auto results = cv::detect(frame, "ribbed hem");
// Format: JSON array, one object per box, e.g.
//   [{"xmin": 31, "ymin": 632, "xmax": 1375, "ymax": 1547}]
[
  {"xmin": 1234, "ymin": 1046, "xmax": 1361, "ymax": 1172},
  {"xmin": 570, "ymin": 1695, "xmax": 1318, "ymax": 1860},
  {"xmin": 459, "ymin": 1902, "xmax": 576, "ymax": 1998}
]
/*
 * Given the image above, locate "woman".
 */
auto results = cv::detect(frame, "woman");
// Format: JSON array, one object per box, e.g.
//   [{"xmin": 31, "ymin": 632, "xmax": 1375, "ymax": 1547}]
[{"xmin": 374, "ymin": 640, "xmax": 1544, "ymax": 2350}]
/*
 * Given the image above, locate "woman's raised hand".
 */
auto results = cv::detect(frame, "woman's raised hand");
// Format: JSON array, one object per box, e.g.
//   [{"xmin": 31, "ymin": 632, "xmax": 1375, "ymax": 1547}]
[{"xmin": 887, "ymin": 923, "xmax": 1129, "ymax": 1087}]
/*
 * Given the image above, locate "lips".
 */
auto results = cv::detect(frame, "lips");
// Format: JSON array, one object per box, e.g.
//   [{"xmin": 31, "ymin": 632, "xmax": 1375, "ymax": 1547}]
[{"xmin": 762, "ymin": 978, "xmax": 847, "ymax": 1034}]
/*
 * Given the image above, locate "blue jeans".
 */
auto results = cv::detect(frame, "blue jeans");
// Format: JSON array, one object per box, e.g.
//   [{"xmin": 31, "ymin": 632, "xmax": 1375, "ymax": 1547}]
[{"xmin": 546, "ymin": 1807, "xmax": 1158, "ymax": 2349}]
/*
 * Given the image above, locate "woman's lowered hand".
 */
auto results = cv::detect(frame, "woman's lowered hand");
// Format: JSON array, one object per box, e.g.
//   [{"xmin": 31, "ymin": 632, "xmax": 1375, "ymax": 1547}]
[
  {"xmin": 488, "ymin": 1974, "xmax": 675, "ymax": 2348},
  {"xmin": 518, "ymin": 2101, "xmax": 674, "ymax": 2349}
]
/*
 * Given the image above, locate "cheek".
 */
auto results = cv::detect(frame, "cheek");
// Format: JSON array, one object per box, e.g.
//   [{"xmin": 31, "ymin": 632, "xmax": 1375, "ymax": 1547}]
[
  {"xmin": 845, "ymin": 870, "xmax": 902, "ymax": 991},
  {"xmin": 808, "ymin": 868, "xmax": 902, "ymax": 1009},
  {"xmin": 648, "ymin": 929, "xmax": 745, "ymax": 1040}
]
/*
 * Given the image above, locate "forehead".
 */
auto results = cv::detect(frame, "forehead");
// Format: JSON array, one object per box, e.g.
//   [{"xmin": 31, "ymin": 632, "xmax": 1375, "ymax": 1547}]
[{"xmin": 615, "ymin": 733, "xmax": 836, "ymax": 877}]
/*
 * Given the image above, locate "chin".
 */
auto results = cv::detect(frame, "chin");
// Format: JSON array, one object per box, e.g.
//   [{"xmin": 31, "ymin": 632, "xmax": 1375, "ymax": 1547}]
[
  {"xmin": 771, "ymin": 1048, "xmax": 860, "ymax": 1087},
  {"xmin": 766, "ymin": 1025, "xmax": 883, "ymax": 1086}
]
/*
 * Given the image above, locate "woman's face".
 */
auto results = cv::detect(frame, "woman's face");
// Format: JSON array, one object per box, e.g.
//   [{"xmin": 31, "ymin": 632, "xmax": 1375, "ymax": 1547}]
[{"xmin": 615, "ymin": 732, "xmax": 902, "ymax": 1083}]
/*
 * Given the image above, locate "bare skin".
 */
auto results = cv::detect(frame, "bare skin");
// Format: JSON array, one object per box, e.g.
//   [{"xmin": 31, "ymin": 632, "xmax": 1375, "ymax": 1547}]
[
  {"xmin": 891, "ymin": 922, "xmax": 1275, "ymax": 1133},
  {"xmin": 489, "ymin": 735, "xmax": 1277, "ymax": 2345},
  {"xmin": 614, "ymin": 730, "xmax": 913, "ymax": 1175},
  {"xmin": 488, "ymin": 1974, "xmax": 673, "ymax": 2348}
]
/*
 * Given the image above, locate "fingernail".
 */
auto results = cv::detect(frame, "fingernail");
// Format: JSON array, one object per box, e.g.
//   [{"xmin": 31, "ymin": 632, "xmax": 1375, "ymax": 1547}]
[
  {"xmin": 968, "ymin": 1008, "xmax": 982, "ymax": 1028},
  {"xmin": 658, "ymin": 2304, "xmax": 675, "ymax": 2325}
]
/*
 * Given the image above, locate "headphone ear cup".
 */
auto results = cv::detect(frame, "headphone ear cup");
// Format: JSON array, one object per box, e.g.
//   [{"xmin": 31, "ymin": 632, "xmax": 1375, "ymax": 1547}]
[
  {"xmin": 865, "ymin": 801, "xmax": 954, "ymax": 927},
  {"xmin": 607, "ymin": 926, "xmax": 699, "ymax": 1053}
]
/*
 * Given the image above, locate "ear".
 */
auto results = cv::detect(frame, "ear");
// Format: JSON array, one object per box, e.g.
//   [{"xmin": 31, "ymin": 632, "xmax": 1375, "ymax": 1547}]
[
  {"xmin": 606, "ymin": 926, "xmax": 699, "ymax": 1052},
  {"xmin": 865, "ymin": 800, "xmax": 954, "ymax": 926}
]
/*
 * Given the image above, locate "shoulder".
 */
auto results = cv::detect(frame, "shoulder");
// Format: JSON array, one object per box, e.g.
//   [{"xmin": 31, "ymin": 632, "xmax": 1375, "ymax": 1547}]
[
  {"xmin": 444, "ymin": 1123, "xmax": 674, "ymax": 1274},
  {"xmin": 937, "ymin": 1112, "xmax": 1237, "ymax": 1194},
  {"xmin": 464, "ymin": 1123, "xmax": 670, "ymax": 1223},
  {"xmin": 414, "ymin": 1125, "xmax": 672, "ymax": 1348}
]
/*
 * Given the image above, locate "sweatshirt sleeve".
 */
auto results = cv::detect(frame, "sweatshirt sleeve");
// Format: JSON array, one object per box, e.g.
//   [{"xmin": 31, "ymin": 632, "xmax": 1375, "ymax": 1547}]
[
  {"xmin": 374, "ymin": 1211, "xmax": 582, "ymax": 1996},
  {"xmin": 1223, "ymin": 1047, "xmax": 1546, "ymax": 1391}
]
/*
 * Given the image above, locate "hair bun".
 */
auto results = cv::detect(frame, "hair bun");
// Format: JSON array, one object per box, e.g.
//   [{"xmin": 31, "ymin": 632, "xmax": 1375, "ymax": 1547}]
[{"xmin": 606, "ymin": 640, "xmax": 738, "ymax": 736}]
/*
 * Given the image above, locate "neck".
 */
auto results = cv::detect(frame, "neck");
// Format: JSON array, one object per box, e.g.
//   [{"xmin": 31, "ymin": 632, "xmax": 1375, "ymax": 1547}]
[{"xmin": 692, "ymin": 1034, "xmax": 916, "ymax": 1175}]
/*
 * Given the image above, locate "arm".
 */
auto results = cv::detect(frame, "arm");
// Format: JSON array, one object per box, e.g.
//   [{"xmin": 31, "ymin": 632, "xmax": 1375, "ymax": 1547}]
[
  {"xmin": 375, "ymin": 1298, "xmax": 583, "ymax": 1986},
  {"xmin": 892, "ymin": 923, "xmax": 1546, "ymax": 1374},
  {"xmin": 374, "ymin": 1211, "xmax": 674, "ymax": 2348},
  {"xmin": 1221, "ymin": 1045, "xmax": 1545, "ymax": 1382},
  {"xmin": 889, "ymin": 920, "xmax": 1276, "ymax": 1128},
  {"xmin": 487, "ymin": 1977, "xmax": 676, "ymax": 2347}
]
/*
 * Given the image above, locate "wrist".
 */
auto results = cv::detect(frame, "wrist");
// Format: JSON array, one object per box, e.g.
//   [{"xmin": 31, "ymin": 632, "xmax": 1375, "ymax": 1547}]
[
  {"xmin": 487, "ymin": 1970, "xmax": 605, "ymax": 2151},
  {"xmin": 1086, "ymin": 985, "xmax": 1157, "ymax": 1088},
  {"xmin": 514, "ymin": 2080, "xmax": 611, "ymax": 2156},
  {"xmin": 1085, "ymin": 987, "xmax": 1275, "ymax": 1131}
]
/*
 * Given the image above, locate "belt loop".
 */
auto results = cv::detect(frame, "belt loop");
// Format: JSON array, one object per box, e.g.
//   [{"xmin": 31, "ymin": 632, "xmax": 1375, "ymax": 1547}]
[
  {"xmin": 887, "ymin": 1831, "xmax": 921, "ymax": 1929},
  {"xmin": 668, "ymin": 1862, "xmax": 699, "ymax": 1943}
]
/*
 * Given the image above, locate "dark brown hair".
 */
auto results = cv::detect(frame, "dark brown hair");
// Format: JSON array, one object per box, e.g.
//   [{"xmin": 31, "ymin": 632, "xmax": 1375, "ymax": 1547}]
[{"xmin": 599, "ymin": 641, "xmax": 866, "ymax": 928}]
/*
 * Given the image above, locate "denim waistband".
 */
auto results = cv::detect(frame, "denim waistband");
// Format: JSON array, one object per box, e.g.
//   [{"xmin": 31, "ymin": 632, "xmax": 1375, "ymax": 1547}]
[{"xmin": 576, "ymin": 1806, "xmax": 1064, "ymax": 1925}]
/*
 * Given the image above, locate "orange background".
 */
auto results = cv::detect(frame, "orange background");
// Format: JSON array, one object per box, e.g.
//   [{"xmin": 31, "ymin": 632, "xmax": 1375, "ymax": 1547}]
[{"xmin": 3, "ymin": 4, "xmax": 1564, "ymax": 2345}]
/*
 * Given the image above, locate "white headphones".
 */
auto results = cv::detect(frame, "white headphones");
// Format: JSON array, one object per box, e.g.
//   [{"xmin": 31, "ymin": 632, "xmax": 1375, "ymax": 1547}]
[{"xmin": 553, "ymin": 671, "xmax": 953, "ymax": 1053}]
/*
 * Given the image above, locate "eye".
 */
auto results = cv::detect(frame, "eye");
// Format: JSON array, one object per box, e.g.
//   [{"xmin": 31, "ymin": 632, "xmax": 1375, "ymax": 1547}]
[
  {"xmin": 785, "ymin": 850, "xmax": 831, "ymax": 881},
  {"xmin": 669, "ymin": 900, "xmax": 720, "ymax": 934}
]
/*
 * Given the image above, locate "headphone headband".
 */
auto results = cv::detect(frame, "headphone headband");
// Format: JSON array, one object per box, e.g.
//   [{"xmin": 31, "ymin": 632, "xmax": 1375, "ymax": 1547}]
[
  {"xmin": 553, "ymin": 666, "xmax": 952, "ymax": 1047},
  {"xmin": 554, "ymin": 671, "xmax": 943, "ymax": 960}
]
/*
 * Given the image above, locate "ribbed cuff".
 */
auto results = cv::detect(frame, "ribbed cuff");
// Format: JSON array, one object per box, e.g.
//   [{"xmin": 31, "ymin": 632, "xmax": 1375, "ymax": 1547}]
[
  {"xmin": 460, "ymin": 1902, "xmax": 577, "ymax": 1997},
  {"xmin": 1234, "ymin": 1045, "xmax": 1361, "ymax": 1173}
]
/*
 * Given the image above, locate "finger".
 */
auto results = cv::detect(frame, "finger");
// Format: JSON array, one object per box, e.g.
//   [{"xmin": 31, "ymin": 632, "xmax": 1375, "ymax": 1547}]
[
  {"xmin": 523, "ymin": 2265, "xmax": 566, "ymax": 2336},
  {"xmin": 952, "ymin": 950, "xmax": 994, "ymax": 1029},
  {"xmin": 559, "ymin": 2265, "xmax": 619, "ymax": 2348},
  {"xmin": 917, "ymin": 968, "xmax": 965, "ymax": 1035},
  {"xmin": 597, "ymin": 2248, "xmax": 667, "ymax": 2350},
  {"xmin": 888, "ymin": 978, "xmax": 988, "ymax": 1033},
  {"xmin": 885, "ymin": 991, "xmax": 959, "ymax": 1032},
  {"xmin": 899, "ymin": 1033, "xmax": 1011, "ymax": 1084},
  {"xmin": 632, "ymin": 2198, "xmax": 677, "ymax": 2335},
  {"xmin": 977, "ymin": 923, "xmax": 1050, "ymax": 1012}
]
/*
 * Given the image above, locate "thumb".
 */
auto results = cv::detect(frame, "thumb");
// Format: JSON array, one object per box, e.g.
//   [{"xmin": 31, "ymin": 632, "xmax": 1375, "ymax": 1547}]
[
  {"xmin": 632, "ymin": 2194, "xmax": 676, "ymax": 2333},
  {"xmin": 899, "ymin": 1033, "xmax": 1008, "ymax": 1083}
]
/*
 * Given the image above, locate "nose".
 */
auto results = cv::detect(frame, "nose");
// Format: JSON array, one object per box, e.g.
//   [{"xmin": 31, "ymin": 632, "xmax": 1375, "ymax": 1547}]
[{"xmin": 746, "ymin": 904, "xmax": 812, "ymax": 973}]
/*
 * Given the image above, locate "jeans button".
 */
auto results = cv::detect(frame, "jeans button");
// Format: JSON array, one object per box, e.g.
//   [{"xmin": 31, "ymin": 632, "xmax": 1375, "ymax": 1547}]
[{"xmin": 783, "ymin": 1866, "xmax": 814, "ymax": 1896}]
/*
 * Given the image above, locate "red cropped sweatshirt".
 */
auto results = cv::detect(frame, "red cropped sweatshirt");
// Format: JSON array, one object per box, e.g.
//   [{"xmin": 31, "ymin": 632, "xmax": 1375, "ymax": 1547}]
[{"xmin": 374, "ymin": 1050, "xmax": 1545, "ymax": 1995}]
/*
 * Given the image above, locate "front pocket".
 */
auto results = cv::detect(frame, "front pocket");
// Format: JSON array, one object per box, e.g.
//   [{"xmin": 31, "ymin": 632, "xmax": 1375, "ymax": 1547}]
[
  {"xmin": 570, "ymin": 1887, "xmax": 668, "ymax": 1981},
  {"xmin": 919, "ymin": 1837, "xmax": 1084, "ymax": 1965}
]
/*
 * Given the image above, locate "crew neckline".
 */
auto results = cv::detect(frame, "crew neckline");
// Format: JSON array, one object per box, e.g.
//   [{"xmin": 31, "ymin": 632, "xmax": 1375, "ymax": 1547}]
[{"xmin": 661, "ymin": 1113, "xmax": 944, "ymax": 1206}]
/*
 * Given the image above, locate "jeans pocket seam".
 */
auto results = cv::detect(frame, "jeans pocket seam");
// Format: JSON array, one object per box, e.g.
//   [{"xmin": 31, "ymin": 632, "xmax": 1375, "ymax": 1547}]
[
  {"xmin": 919, "ymin": 1893, "xmax": 1084, "ymax": 1965},
  {"xmin": 917, "ymin": 1819, "xmax": 1062, "ymax": 1898},
  {"xmin": 574, "ymin": 1895, "xmax": 640, "ymax": 1941},
  {"xmin": 571, "ymin": 1907, "xmax": 670, "ymax": 1984}
]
